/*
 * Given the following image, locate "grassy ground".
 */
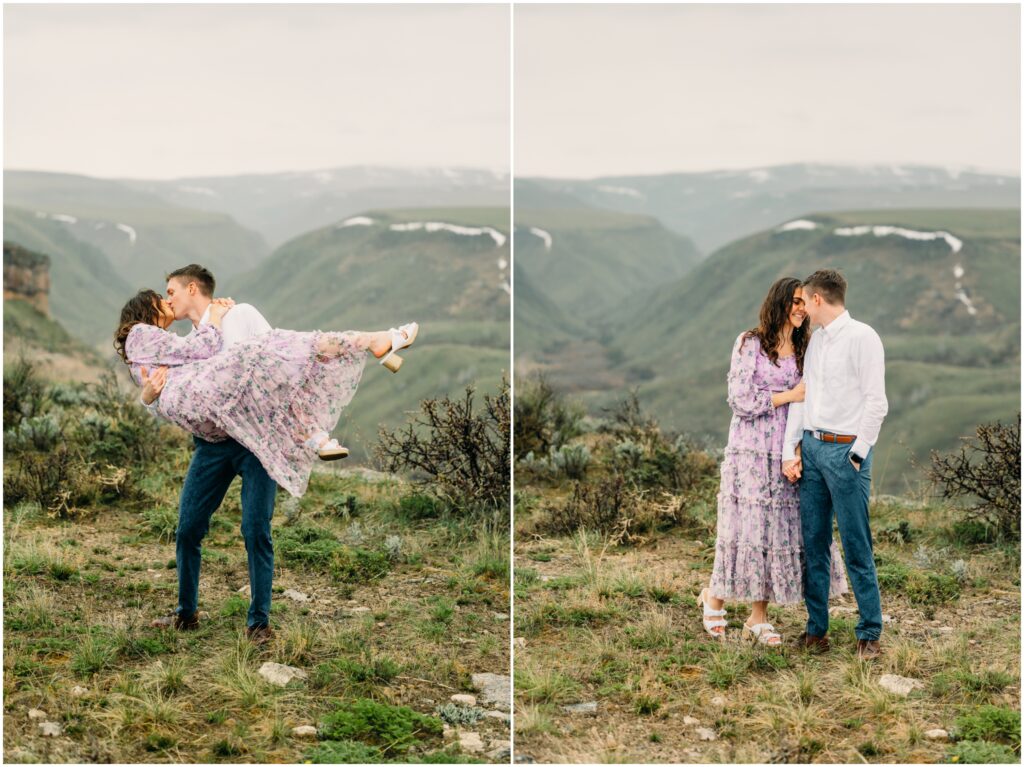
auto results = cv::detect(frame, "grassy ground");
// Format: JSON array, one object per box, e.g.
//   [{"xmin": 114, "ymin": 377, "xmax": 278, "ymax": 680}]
[
  {"xmin": 3, "ymin": 464, "xmax": 510, "ymax": 763},
  {"xmin": 513, "ymin": 492, "xmax": 1020, "ymax": 763}
]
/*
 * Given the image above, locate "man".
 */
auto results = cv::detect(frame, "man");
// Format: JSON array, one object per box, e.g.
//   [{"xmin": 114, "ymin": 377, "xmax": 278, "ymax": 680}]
[
  {"xmin": 782, "ymin": 269, "xmax": 888, "ymax": 660},
  {"xmin": 143, "ymin": 264, "xmax": 278, "ymax": 643}
]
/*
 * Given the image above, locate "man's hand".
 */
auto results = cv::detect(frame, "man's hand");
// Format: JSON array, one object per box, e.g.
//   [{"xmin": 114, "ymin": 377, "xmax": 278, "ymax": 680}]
[
  {"xmin": 782, "ymin": 458, "xmax": 802, "ymax": 483},
  {"xmin": 141, "ymin": 366, "xmax": 168, "ymax": 405}
]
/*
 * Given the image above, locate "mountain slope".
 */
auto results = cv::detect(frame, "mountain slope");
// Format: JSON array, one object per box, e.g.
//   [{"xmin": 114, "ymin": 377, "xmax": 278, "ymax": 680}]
[
  {"xmin": 520, "ymin": 164, "xmax": 1020, "ymax": 254},
  {"xmin": 569, "ymin": 208, "xmax": 1019, "ymax": 494},
  {"xmin": 120, "ymin": 166, "xmax": 510, "ymax": 249},
  {"xmin": 227, "ymin": 207, "xmax": 511, "ymax": 459},
  {"xmin": 513, "ymin": 208, "xmax": 701, "ymax": 328},
  {"xmin": 4, "ymin": 171, "xmax": 270, "ymax": 287},
  {"xmin": 4, "ymin": 206, "xmax": 133, "ymax": 349}
]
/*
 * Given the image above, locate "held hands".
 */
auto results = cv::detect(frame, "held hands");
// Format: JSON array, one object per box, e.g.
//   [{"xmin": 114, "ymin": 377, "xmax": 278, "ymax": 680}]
[
  {"xmin": 140, "ymin": 366, "xmax": 168, "ymax": 405},
  {"xmin": 782, "ymin": 444, "xmax": 803, "ymax": 483}
]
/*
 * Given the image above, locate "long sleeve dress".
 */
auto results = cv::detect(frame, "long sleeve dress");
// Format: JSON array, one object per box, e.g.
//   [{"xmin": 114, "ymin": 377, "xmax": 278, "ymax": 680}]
[
  {"xmin": 125, "ymin": 323, "xmax": 366, "ymax": 497},
  {"xmin": 708, "ymin": 333, "xmax": 847, "ymax": 604}
]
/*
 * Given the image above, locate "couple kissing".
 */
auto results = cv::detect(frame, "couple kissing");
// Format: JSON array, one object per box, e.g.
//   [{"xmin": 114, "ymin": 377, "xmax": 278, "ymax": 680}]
[
  {"xmin": 113, "ymin": 263, "xmax": 419, "ymax": 642},
  {"xmin": 699, "ymin": 269, "xmax": 888, "ymax": 660}
]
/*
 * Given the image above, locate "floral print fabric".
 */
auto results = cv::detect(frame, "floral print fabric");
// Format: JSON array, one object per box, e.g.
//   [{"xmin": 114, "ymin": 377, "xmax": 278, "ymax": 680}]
[
  {"xmin": 708, "ymin": 333, "xmax": 848, "ymax": 604},
  {"xmin": 126, "ymin": 323, "xmax": 366, "ymax": 497}
]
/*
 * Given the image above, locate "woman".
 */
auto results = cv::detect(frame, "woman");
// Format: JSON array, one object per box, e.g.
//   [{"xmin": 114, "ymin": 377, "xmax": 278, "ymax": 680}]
[
  {"xmin": 697, "ymin": 277, "xmax": 846, "ymax": 646},
  {"xmin": 114, "ymin": 289, "xmax": 418, "ymax": 497}
]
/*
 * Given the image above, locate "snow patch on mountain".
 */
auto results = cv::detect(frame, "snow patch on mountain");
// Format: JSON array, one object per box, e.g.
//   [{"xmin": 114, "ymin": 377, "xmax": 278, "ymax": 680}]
[
  {"xmin": 389, "ymin": 221, "xmax": 506, "ymax": 248},
  {"xmin": 337, "ymin": 216, "xmax": 374, "ymax": 228},
  {"xmin": 116, "ymin": 224, "xmax": 137, "ymax": 244},
  {"xmin": 529, "ymin": 227, "xmax": 553, "ymax": 250},
  {"xmin": 596, "ymin": 185, "xmax": 644, "ymax": 199},
  {"xmin": 777, "ymin": 219, "xmax": 819, "ymax": 232},
  {"xmin": 833, "ymin": 225, "xmax": 962, "ymax": 253}
]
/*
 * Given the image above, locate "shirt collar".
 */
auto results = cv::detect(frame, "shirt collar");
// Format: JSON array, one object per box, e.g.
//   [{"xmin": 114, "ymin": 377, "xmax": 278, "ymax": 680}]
[
  {"xmin": 820, "ymin": 309, "xmax": 851, "ymax": 338},
  {"xmin": 196, "ymin": 305, "xmax": 211, "ymax": 329}
]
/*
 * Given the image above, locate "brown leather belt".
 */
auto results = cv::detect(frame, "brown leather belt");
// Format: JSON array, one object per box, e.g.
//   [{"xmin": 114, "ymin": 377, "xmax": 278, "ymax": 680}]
[{"xmin": 811, "ymin": 430, "xmax": 856, "ymax": 444}]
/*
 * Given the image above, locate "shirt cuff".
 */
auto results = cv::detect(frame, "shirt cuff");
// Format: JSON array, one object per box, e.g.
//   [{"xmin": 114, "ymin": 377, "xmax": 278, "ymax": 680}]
[
  {"xmin": 782, "ymin": 441, "xmax": 799, "ymax": 462},
  {"xmin": 850, "ymin": 438, "xmax": 870, "ymax": 459}
]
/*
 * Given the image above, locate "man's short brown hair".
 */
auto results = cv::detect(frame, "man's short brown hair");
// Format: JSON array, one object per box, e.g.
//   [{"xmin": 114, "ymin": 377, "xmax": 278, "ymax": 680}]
[
  {"xmin": 166, "ymin": 264, "xmax": 215, "ymax": 297},
  {"xmin": 803, "ymin": 269, "xmax": 846, "ymax": 306}
]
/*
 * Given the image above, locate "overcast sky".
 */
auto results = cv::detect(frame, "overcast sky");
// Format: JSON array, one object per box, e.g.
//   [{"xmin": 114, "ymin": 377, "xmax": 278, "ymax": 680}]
[
  {"xmin": 516, "ymin": 4, "xmax": 1021, "ymax": 178},
  {"xmin": 5, "ymin": 4, "xmax": 509, "ymax": 179}
]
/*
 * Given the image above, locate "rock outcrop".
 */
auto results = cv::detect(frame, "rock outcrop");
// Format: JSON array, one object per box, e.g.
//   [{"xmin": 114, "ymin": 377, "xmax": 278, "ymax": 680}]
[{"xmin": 4, "ymin": 242, "xmax": 51, "ymax": 316}]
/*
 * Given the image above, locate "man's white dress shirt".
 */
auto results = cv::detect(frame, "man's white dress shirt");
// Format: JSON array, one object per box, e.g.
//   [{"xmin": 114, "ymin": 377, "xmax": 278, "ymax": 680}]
[
  {"xmin": 782, "ymin": 310, "xmax": 888, "ymax": 462},
  {"xmin": 141, "ymin": 302, "xmax": 271, "ymax": 413}
]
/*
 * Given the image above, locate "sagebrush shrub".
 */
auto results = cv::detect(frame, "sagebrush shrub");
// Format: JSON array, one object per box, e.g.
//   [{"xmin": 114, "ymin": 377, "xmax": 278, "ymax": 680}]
[
  {"xmin": 375, "ymin": 379, "xmax": 509, "ymax": 516},
  {"xmin": 929, "ymin": 414, "xmax": 1020, "ymax": 540}
]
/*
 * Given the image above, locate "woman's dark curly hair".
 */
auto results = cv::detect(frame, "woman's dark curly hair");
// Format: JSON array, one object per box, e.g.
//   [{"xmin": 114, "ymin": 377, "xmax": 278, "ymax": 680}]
[
  {"xmin": 114, "ymin": 289, "xmax": 162, "ymax": 364},
  {"xmin": 742, "ymin": 277, "xmax": 809, "ymax": 374}
]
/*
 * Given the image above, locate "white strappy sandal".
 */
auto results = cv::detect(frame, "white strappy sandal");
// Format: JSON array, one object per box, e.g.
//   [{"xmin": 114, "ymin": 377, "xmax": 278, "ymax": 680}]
[
  {"xmin": 742, "ymin": 620, "xmax": 782, "ymax": 647},
  {"xmin": 304, "ymin": 433, "xmax": 350, "ymax": 461},
  {"xmin": 697, "ymin": 588, "xmax": 727, "ymax": 639},
  {"xmin": 378, "ymin": 322, "xmax": 419, "ymax": 373}
]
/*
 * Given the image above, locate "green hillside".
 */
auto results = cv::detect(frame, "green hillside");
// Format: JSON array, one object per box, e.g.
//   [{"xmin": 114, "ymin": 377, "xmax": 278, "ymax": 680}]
[
  {"xmin": 513, "ymin": 208, "xmax": 701, "ymax": 331},
  {"xmin": 546, "ymin": 209, "xmax": 1020, "ymax": 494},
  {"xmin": 520, "ymin": 164, "xmax": 1021, "ymax": 253},
  {"xmin": 4, "ymin": 171, "xmax": 270, "ymax": 286},
  {"xmin": 4, "ymin": 206, "xmax": 132, "ymax": 349},
  {"xmin": 120, "ymin": 166, "xmax": 509, "ymax": 248},
  {"xmin": 229, "ymin": 207, "xmax": 510, "ymax": 459}
]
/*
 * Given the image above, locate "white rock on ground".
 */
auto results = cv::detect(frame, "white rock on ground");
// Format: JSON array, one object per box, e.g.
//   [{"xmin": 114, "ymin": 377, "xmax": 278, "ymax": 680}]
[
  {"xmin": 450, "ymin": 694, "xmax": 477, "ymax": 707},
  {"xmin": 38, "ymin": 721, "xmax": 63, "ymax": 737},
  {"xmin": 71, "ymin": 686, "xmax": 88, "ymax": 697},
  {"xmin": 471, "ymin": 673, "xmax": 511, "ymax": 712},
  {"xmin": 562, "ymin": 702, "xmax": 597, "ymax": 715},
  {"xmin": 458, "ymin": 731, "xmax": 485, "ymax": 753},
  {"xmin": 487, "ymin": 740, "xmax": 512, "ymax": 760},
  {"xmin": 924, "ymin": 729, "xmax": 950, "ymax": 741},
  {"xmin": 283, "ymin": 589, "xmax": 309, "ymax": 603},
  {"xmin": 28, "ymin": 709, "xmax": 47, "ymax": 720},
  {"xmin": 485, "ymin": 710, "xmax": 511, "ymax": 725},
  {"xmin": 258, "ymin": 662, "xmax": 308, "ymax": 687},
  {"xmin": 710, "ymin": 696, "xmax": 727, "ymax": 707},
  {"xmin": 683, "ymin": 715, "xmax": 700, "ymax": 726},
  {"xmin": 292, "ymin": 725, "xmax": 318, "ymax": 738},
  {"xmin": 879, "ymin": 674, "xmax": 925, "ymax": 697},
  {"xmin": 696, "ymin": 728, "xmax": 718, "ymax": 741}
]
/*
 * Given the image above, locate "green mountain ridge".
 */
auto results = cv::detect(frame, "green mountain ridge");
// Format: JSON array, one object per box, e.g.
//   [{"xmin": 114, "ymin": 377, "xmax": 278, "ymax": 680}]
[
  {"xmin": 4, "ymin": 170, "xmax": 271, "ymax": 287},
  {"xmin": 533, "ymin": 208, "xmax": 1020, "ymax": 494},
  {"xmin": 518, "ymin": 163, "xmax": 1021, "ymax": 254},
  {"xmin": 513, "ymin": 207, "xmax": 701, "ymax": 328},
  {"xmin": 4, "ymin": 206, "xmax": 133, "ymax": 349},
  {"xmin": 227, "ymin": 206, "xmax": 511, "ymax": 460}
]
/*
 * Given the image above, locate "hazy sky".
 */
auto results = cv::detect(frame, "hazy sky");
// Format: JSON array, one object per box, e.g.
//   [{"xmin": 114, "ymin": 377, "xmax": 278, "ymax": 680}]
[
  {"xmin": 516, "ymin": 4, "xmax": 1021, "ymax": 178},
  {"xmin": 5, "ymin": 4, "xmax": 509, "ymax": 179}
]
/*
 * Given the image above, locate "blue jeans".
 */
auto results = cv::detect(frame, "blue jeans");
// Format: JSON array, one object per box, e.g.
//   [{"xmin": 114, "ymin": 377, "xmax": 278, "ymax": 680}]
[
  {"xmin": 175, "ymin": 436, "xmax": 277, "ymax": 628},
  {"xmin": 799, "ymin": 432, "xmax": 882, "ymax": 641}
]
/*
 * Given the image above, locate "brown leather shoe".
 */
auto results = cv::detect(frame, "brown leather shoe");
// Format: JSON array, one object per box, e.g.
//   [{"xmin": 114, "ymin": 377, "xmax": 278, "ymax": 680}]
[
  {"xmin": 151, "ymin": 612, "xmax": 199, "ymax": 631},
  {"xmin": 856, "ymin": 639, "xmax": 882, "ymax": 660},
  {"xmin": 245, "ymin": 625, "xmax": 275, "ymax": 645},
  {"xmin": 798, "ymin": 632, "xmax": 830, "ymax": 653}
]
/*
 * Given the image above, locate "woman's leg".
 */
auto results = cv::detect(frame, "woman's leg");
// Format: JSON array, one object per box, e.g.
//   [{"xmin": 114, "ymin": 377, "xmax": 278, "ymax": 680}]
[
  {"xmin": 316, "ymin": 330, "xmax": 391, "ymax": 358},
  {"xmin": 749, "ymin": 600, "xmax": 769, "ymax": 624}
]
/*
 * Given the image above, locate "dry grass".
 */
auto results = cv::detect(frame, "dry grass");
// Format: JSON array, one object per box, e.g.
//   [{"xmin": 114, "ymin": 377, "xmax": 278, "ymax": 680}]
[
  {"xmin": 514, "ymin": 492, "xmax": 1020, "ymax": 763},
  {"xmin": 3, "ymin": 469, "xmax": 510, "ymax": 763}
]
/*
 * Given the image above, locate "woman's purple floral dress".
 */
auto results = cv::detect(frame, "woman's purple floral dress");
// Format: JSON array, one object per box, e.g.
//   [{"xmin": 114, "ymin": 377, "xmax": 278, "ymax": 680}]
[
  {"xmin": 709, "ymin": 333, "xmax": 847, "ymax": 604},
  {"xmin": 126, "ymin": 323, "xmax": 366, "ymax": 497}
]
